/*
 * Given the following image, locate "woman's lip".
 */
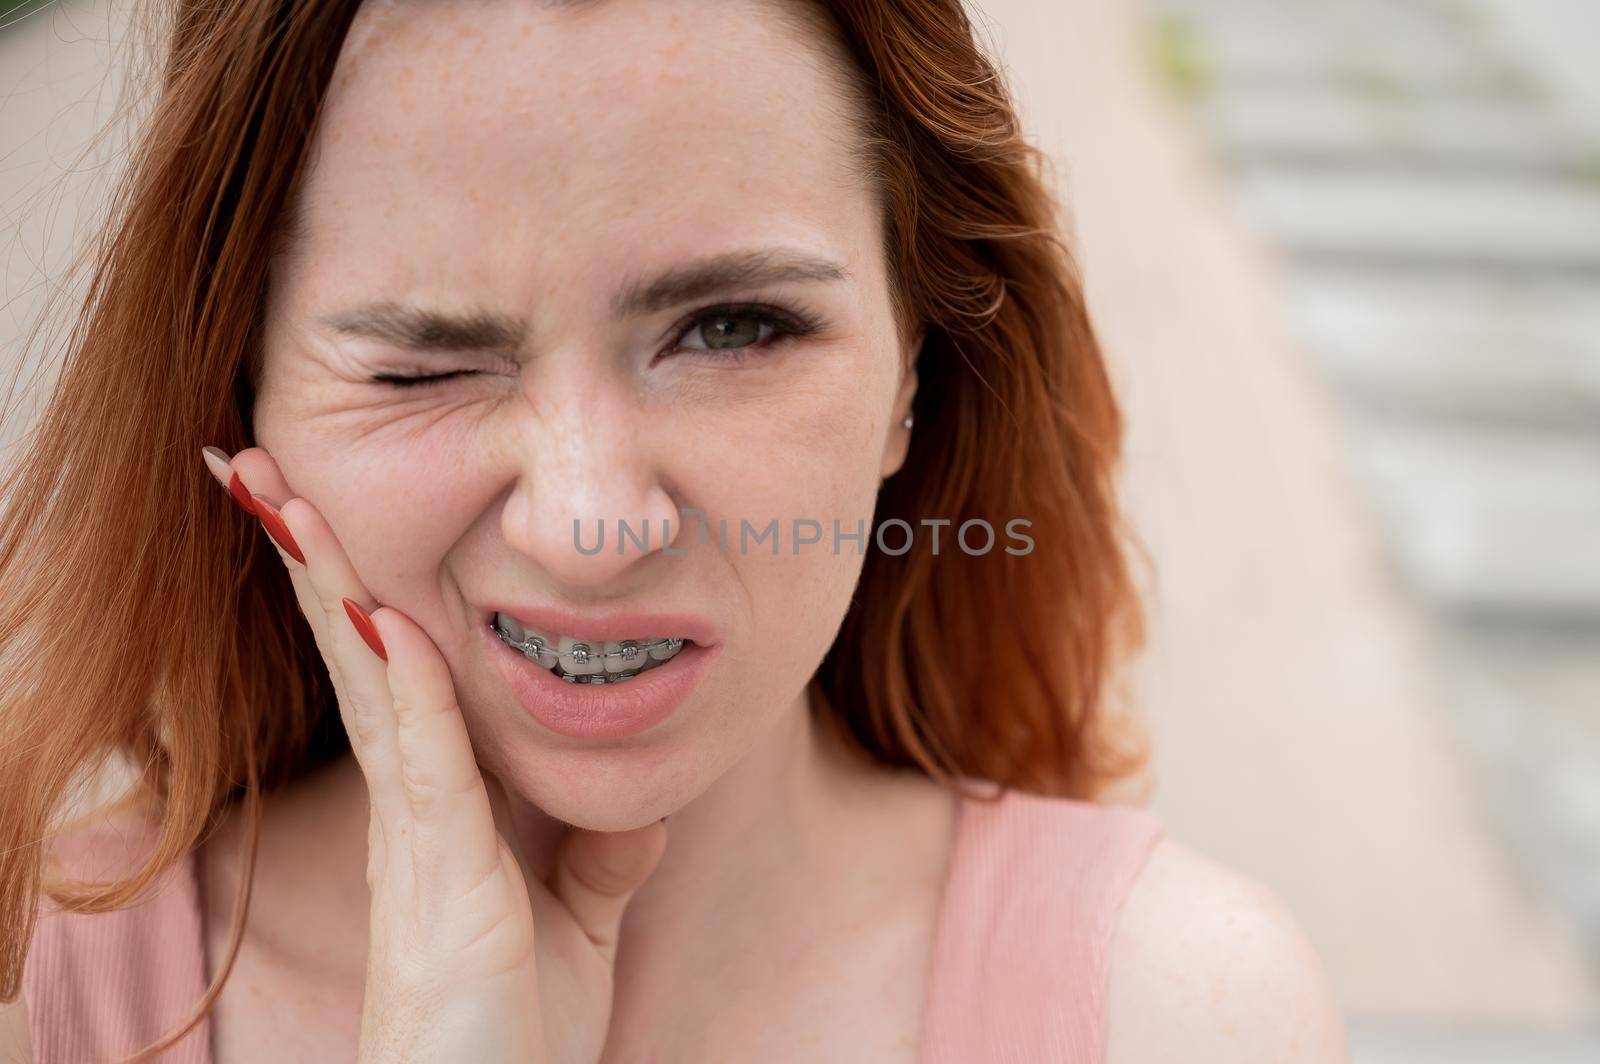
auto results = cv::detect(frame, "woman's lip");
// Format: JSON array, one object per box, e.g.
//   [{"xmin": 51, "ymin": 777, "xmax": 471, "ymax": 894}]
[
  {"xmin": 481, "ymin": 620, "xmax": 718, "ymax": 741},
  {"xmin": 479, "ymin": 603, "xmax": 720, "ymax": 647}
]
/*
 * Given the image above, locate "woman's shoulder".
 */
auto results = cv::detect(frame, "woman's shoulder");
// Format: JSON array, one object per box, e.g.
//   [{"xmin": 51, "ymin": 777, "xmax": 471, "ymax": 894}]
[
  {"xmin": 921, "ymin": 783, "xmax": 1167, "ymax": 1060},
  {"xmin": 947, "ymin": 782, "xmax": 1166, "ymax": 898},
  {"xmin": 36, "ymin": 812, "xmax": 163, "ymax": 883},
  {"xmin": 1105, "ymin": 837, "xmax": 1350, "ymax": 1063},
  {"xmin": 22, "ymin": 812, "xmax": 212, "ymax": 1064}
]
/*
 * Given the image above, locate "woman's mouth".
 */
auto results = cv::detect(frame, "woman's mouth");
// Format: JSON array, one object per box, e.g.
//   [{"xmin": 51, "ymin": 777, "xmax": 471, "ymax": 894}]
[
  {"xmin": 490, "ymin": 611, "xmax": 688, "ymax": 686},
  {"xmin": 482, "ymin": 606, "xmax": 720, "ymax": 740}
]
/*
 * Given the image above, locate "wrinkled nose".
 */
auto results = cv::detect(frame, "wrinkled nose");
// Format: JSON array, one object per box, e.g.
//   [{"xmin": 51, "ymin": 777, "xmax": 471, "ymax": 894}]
[{"xmin": 497, "ymin": 362, "xmax": 681, "ymax": 589}]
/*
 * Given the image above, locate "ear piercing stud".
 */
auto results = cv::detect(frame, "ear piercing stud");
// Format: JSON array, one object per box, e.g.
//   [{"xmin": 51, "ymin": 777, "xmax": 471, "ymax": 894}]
[{"xmin": 902, "ymin": 414, "xmax": 915, "ymax": 429}]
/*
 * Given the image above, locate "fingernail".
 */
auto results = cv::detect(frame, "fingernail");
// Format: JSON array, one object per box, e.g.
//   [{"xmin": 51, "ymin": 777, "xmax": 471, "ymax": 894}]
[
  {"xmin": 342, "ymin": 598, "xmax": 388, "ymax": 662},
  {"xmin": 227, "ymin": 471, "xmax": 257, "ymax": 515},
  {"xmin": 251, "ymin": 494, "xmax": 306, "ymax": 565},
  {"xmin": 200, "ymin": 445, "xmax": 230, "ymax": 479},
  {"xmin": 200, "ymin": 446, "xmax": 255, "ymax": 515}
]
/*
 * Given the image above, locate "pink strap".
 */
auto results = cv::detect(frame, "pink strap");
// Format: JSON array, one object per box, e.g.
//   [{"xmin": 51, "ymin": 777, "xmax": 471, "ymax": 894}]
[
  {"xmin": 919, "ymin": 787, "xmax": 1164, "ymax": 1063},
  {"xmin": 23, "ymin": 823, "xmax": 212, "ymax": 1064}
]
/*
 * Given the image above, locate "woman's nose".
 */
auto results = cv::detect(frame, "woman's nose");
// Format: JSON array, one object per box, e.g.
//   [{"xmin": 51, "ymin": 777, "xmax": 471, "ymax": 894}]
[{"xmin": 497, "ymin": 370, "xmax": 681, "ymax": 589}]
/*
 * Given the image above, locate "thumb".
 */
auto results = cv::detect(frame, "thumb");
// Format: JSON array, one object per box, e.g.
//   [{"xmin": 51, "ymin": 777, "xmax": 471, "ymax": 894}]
[{"xmin": 550, "ymin": 820, "xmax": 669, "ymax": 965}]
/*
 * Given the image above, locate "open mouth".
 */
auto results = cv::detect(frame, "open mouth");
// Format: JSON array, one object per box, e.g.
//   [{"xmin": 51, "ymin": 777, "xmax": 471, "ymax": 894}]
[{"xmin": 484, "ymin": 605, "xmax": 720, "ymax": 741}]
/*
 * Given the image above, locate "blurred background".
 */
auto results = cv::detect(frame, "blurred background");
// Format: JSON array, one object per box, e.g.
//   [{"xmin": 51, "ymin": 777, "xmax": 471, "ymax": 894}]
[{"xmin": 3, "ymin": 0, "xmax": 1597, "ymax": 1059}]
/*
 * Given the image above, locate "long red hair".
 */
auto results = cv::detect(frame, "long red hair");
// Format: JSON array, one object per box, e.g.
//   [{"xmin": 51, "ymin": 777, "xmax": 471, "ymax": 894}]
[{"xmin": 0, "ymin": 0, "xmax": 1150, "ymax": 1056}]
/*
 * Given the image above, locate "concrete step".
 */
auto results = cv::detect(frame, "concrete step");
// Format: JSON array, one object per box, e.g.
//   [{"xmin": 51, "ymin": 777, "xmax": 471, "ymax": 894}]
[
  {"xmin": 1147, "ymin": 0, "xmax": 1524, "ymax": 96},
  {"xmin": 1479, "ymin": 0, "xmax": 1600, "ymax": 139},
  {"xmin": 1434, "ymin": 621, "xmax": 1600, "ymax": 955},
  {"xmin": 1281, "ymin": 271, "xmax": 1600, "ymax": 430},
  {"xmin": 1337, "ymin": 414, "xmax": 1600, "ymax": 616},
  {"xmin": 1197, "ymin": 87, "xmax": 1595, "ymax": 180},
  {"xmin": 1228, "ymin": 168, "xmax": 1600, "ymax": 276}
]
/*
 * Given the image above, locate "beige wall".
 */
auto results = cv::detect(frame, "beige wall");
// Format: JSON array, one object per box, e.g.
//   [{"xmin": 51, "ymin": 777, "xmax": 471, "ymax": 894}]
[{"xmin": 1, "ymin": 0, "xmax": 139, "ymax": 459}]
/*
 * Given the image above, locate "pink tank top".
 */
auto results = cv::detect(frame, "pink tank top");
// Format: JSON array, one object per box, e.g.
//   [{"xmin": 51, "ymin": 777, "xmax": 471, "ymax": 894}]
[{"xmin": 23, "ymin": 784, "xmax": 1163, "ymax": 1063}]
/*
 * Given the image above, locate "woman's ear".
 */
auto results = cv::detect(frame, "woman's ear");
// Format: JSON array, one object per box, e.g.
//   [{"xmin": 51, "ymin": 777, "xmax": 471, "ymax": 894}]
[{"xmin": 880, "ymin": 327, "xmax": 924, "ymax": 480}]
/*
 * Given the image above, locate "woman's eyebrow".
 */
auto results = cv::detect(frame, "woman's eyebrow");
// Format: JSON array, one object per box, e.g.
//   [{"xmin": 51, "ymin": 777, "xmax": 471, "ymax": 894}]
[
  {"xmin": 318, "ymin": 302, "xmax": 524, "ymax": 352},
  {"xmin": 610, "ymin": 247, "xmax": 850, "ymax": 319},
  {"xmin": 315, "ymin": 247, "xmax": 850, "ymax": 353}
]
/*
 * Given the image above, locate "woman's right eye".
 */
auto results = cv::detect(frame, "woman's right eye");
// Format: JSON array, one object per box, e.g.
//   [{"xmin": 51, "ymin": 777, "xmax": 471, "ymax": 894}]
[{"xmin": 371, "ymin": 370, "xmax": 478, "ymax": 388}]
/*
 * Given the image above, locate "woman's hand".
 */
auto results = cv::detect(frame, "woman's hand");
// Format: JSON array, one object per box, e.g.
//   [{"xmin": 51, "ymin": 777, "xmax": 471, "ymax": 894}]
[{"xmin": 201, "ymin": 445, "xmax": 668, "ymax": 1063}]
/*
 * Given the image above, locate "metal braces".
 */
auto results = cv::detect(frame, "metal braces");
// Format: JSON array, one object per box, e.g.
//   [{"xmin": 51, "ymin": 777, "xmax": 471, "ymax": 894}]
[{"xmin": 493, "ymin": 625, "xmax": 684, "ymax": 665}]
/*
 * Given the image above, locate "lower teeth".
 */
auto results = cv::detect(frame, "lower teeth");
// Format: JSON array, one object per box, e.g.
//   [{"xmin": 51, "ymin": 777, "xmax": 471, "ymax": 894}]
[{"xmin": 554, "ymin": 666, "xmax": 641, "ymax": 685}]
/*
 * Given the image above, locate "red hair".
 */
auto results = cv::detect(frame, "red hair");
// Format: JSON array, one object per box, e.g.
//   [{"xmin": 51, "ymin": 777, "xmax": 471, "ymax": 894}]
[{"xmin": 0, "ymin": 0, "xmax": 1150, "ymax": 1057}]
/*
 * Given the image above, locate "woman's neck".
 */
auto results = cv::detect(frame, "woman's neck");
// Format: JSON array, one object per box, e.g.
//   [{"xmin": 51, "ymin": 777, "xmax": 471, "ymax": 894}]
[{"xmin": 499, "ymin": 686, "xmax": 906, "ymax": 947}]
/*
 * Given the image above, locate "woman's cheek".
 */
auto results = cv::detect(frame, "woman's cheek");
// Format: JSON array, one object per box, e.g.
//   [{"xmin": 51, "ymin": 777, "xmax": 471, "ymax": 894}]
[
  {"xmin": 720, "ymin": 404, "xmax": 884, "ymax": 650},
  {"xmin": 285, "ymin": 411, "xmax": 496, "ymax": 596},
  {"xmin": 685, "ymin": 359, "xmax": 888, "ymax": 507}
]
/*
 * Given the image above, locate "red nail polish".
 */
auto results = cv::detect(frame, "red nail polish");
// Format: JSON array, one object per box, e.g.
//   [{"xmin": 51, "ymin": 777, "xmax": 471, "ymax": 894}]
[
  {"xmin": 342, "ymin": 598, "xmax": 388, "ymax": 661},
  {"xmin": 227, "ymin": 471, "xmax": 257, "ymax": 515},
  {"xmin": 251, "ymin": 494, "xmax": 306, "ymax": 565}
]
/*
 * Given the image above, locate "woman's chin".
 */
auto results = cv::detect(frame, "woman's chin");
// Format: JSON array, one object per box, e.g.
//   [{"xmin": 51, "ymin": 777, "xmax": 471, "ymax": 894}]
[{"xmin": 477, "ymin": 747, "xmax": 687, "ymax": 832}]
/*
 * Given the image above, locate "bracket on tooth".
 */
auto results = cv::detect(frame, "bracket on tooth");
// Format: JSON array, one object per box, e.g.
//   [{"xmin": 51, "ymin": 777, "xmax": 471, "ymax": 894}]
[
  {"xmin": 493, "ymin": 620, "xmax": 685, "ymax": 663},
  {"xmin": 558, "ymin": 672, "xmax": 640, "ymax": 685},
  {"xmin": 566, "ymin": 638, "xmax": 684, "ymax": 661},
  {"xmin": 591, "ymin": 637, "xmax": 682, "ymax": 660}
]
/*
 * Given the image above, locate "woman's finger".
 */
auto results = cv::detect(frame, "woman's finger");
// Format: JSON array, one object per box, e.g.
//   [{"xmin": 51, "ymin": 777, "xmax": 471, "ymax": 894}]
[
  {"xmin": 203, "ymin": 451, "xmax": 328, "ymax": 675},
  {"xmin": 200, "ymin": 446, "xmax": 410, "ymax": 837},
  {"xmin": 267, "ymin": 497, "xmax": 415, "ymax": 831},
  {"xmin": 224, "ymin": 453, "xmax": 352, "ymax": 689},
  {"xmin": 371, "ymin": 608, "xmax": 505, "ymax": 899},
  {"xmin": 227, "ymin": 446, "xmax": 296, "ymax": 512}
]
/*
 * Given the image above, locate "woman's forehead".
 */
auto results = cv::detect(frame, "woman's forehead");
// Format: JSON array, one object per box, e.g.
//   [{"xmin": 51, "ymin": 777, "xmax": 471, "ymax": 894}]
[
  {"xmin": 305, "ymin": 0, "xmax": 870, "ymax": 232},
  {"xmin": 289, "ymin": 0, "xmax": 874, "ymax": 295}
]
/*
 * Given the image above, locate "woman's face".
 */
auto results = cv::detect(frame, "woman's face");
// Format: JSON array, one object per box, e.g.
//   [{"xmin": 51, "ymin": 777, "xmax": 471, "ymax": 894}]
[{"xmin": 255, "ymin": 0, "xmax": 918, "ymax": 827}]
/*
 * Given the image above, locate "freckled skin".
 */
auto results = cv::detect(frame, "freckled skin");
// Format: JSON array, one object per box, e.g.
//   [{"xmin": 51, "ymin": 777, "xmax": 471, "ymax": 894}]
[{"xmin": 254, "ymin": 0, "xmax": 920, "ymax": 826}]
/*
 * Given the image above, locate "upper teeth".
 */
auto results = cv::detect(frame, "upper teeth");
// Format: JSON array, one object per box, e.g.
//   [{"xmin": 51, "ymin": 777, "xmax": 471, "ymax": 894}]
[{"xmin": 493, "ymin": 612, "xmax": 686, "ymax": 681}]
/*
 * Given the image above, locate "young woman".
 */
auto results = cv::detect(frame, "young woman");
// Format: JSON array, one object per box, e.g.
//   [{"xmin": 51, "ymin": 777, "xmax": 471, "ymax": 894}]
[{"xmin": 0, "ymin": 0, "xmax": 1347, "ymax": 1060}]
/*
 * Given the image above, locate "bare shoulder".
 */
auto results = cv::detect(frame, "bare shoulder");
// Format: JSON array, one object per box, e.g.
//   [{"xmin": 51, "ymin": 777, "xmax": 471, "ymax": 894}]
[
  {"xmin": 1, "ymin": 992, "xmax": 33, "ymax": 1064},
  {"xmin": 1104, "ymin": 838, "xmax": 1349, "ymax": 1063}
]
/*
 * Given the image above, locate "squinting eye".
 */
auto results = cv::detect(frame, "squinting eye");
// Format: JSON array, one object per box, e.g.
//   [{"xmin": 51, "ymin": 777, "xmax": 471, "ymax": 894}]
[
  {"xmin": 371, "ymin": 301, "xmax": 825, "ymax": 386},
  {"xmin": 671, "ymin": 302, "xmax": 822, "ymax": 359},
  {"xmin": 371, "ymin": 369, "xmax": 478, "ymax": 388}
]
